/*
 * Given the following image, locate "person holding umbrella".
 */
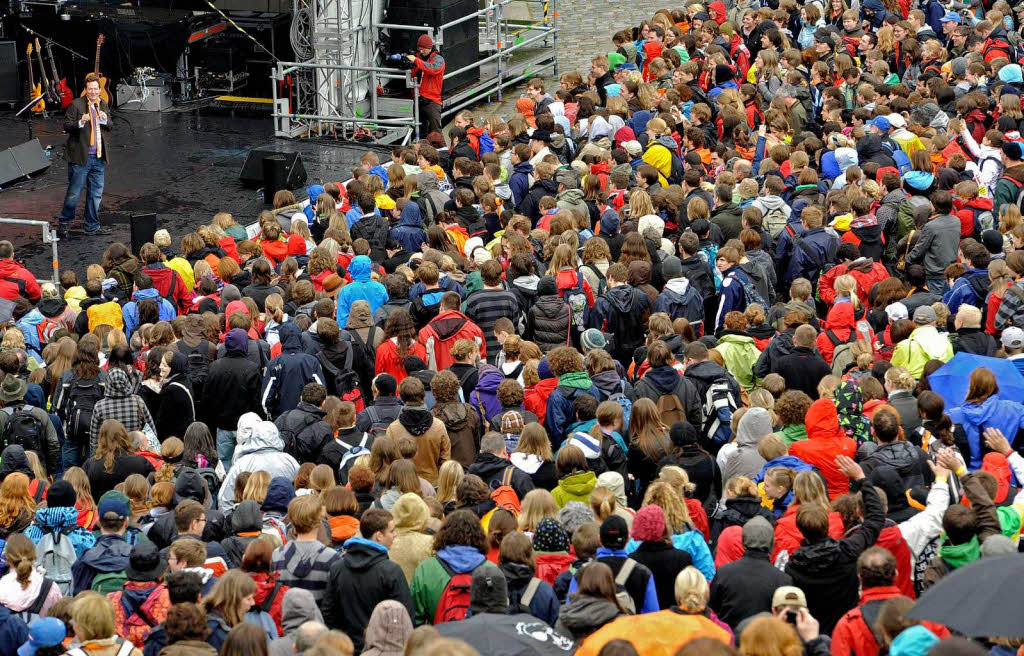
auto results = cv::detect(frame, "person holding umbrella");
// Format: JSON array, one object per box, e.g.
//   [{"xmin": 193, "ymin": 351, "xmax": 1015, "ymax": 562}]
[{"xmin": 947, "ymin": 368, "xmax": 1024, "ymax": 471}]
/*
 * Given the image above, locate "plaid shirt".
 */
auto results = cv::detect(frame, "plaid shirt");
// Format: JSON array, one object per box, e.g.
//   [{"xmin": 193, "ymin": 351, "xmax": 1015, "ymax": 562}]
[
  {"xmin": 89, "ymin": 393, "xmax": 154, "ymax": 456},
  {"xmin": 995, "ymin": 280, "xmax": 1024, "ymax": 332}
]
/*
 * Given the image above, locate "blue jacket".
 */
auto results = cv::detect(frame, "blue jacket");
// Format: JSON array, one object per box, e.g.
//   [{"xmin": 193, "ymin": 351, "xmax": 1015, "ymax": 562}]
[
  {"xmin": 391, "ymin": 202, "xmax": 428, "ymax": 255},
  {"xmin": 949, "ymin": 396, "xmax": 1024, "ymax": 470},
  {"xmin": 754, "ymin": 455, "xmax": 814, "ymax": 483},
  {"xmin": 544, "ymin": 379, "xmax": 602, "ymax": 449},
  {"xmin": 626, "ymin": 531, "xmax": 716, "ymax": 582},
  {"xmin": 368, "ymin": 164, "xmax": 390, "ymax": 187},
  {"xmin": 123, "ymin": 288, "xmax": 177, "ymax": 339},
  {"xmin": 25, "ymin": 506, "xmax": 97, "ymax": 557},
  {"xmin": 708, "ymin": 80, "xmax": 738, "ymax": 100},
  {"xmin": 0, "ymin": 606, "xmax": 27, "ymax": 656},
  {"xmin": 336, "ymin": 255, "xmax": 389, "ymax": 327},
  {"xmin": 410, "ymin": 274, "xmax": 466, "ymax": 301},
  {"xmin": 303, "ymin": 184, "xmax": 325, "ymax": 223},
  {"xmin": 715, "ymin": 267, "xmax": 751, "ymax": 332},
  {"xmin": 261, "ymin": 322, "xmax": 325, "ymax": 418},
  {"xmin": 783, "ymin": 226, "xmax": 835, "ymax": 286},
  {"xmin": 500, "ymin": 562, "xmax": 560, "ymax": 626},
  {"xmin": 509, "ymin": 161, "xmax": 534, "ymax": 207},
  {"xmin": 943, "ymin": 269, "xmax": 989, "ymax": 315},
  {"xmin": 15, "ymin": 311, "xmax": 46, "ymax": 356},
  {"xmin": 567, "ymin": 547, "xmax": 659, "ymax": 614},
  {"xmin": 821, "ymin": 151, "xmax": 841, "ymax": 181},
  {"xmin": 71, "ymin": 533, "xmax": 131, "ymax": 594}
]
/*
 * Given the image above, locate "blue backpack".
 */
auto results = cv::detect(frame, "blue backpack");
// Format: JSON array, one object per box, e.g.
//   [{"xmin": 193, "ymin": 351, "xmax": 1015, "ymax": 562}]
[
  {"xmin": 245, "ymin": 582, "xmax": 282, "ymax": 641},
  {"xmin": 607, "ymin": 381, "xmax": 633, "ymax": 435},
  {"xmin": 882, "ymin": 141, "xmax": 912, "ymax": 175}
]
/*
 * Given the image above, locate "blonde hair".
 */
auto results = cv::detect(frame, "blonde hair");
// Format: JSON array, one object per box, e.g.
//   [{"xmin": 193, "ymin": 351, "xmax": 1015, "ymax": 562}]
[
  {"xmin": 309, "ymin": 465, "xmax": 335, "ymax": 493},
  {"xmin": 884, "ymin": 366, "xmax": 916, "ymax": 391},
  {"xmin": 518, "ymin": 489, "xmax": 559, "ymax": 532},
  {"xmin": 834, "ymin": 274, "xmax": 860, "ymax": 309},
  {"xmin": 241, "ymin": 471, "xmax": 271, "ymax": 503},
  {"xmin": 72, "ymin": 593, "xmax": 117, "ymax": 641},
  {"xmin": 793, "ymin": 470, "xmax": 830, "ymax": 508},
  {"xmin": 436, "ymin": 461, "xmax": 464, "ymax": 504},
  {"xmin": 642, "ymin": 482, "xmax": 691, "ymax": 534},
  {"xmin": 725, "ymin": 476, "xmax": 759, "ymax": 498},
  {"xmin": 817, "ymin": 375, "xmax": 841, "ymax": 400},
  {"xmin": 673, "ymin": 566, "xmax": 710, "ymax": 612},
  {"xmin": 203, "ymin": 570, "xmax": 257, "ymax": 627},
  {"xmin": 589, "ymin": 487, "xmax": 618, "ymax": 522},
  {"xmin": 658, "ymin": 466, "xmax": 697, "ymax": 497}
]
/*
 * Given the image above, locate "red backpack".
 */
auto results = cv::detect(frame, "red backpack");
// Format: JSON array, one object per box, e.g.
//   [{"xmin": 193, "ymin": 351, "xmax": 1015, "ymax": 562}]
[
  {"xmin": 490, "ymin": 467, "xmax": 521, "ymax": 515},
  {"xmin": 434, "ymin": 560, "xmax": 478, "ymax": 624}
]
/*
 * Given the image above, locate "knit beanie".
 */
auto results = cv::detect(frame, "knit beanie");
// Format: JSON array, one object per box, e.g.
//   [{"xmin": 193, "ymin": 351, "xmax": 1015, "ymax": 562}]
[
  {"xmin": 533, "ymin": 516, "xmax": 570, "ymax": 553},
  {"xmin": 557, "ymin": 501, "xmax": 594, "ymax": 536},
  {"xmin": 46, "ymin": 480, "xmax": 76, "ymax": 508},
  {"xmin": 537, "ymin": 358, "xmax": 555, "ymax": 381},
  {"xmin": 581, "ymin": 329, "xmax": 607, "ymax": 352},
  {"xmin": 631, "ymin": 505, "xmax": 667, "ymax": 542}
]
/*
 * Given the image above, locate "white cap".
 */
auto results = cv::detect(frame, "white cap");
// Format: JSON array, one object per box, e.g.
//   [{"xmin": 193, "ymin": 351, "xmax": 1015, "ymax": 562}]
[
  {"xmin": 1002, "ymin": 326, "xmax": 1024, "ymax": 349},
  {"xmin": 885, "ymin": 302, "xmax": 909, "ymax": 322},
  {"xmin": 887, "ymin": 113, "xmax": 907, "ymax": 129}
]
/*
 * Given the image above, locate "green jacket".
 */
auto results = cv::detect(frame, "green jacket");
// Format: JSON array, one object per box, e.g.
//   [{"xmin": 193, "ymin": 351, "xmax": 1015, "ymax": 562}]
[
  {"xmin": 779, "ymin": 423, "xmax": 807, "ymax": 446},
  {"xmin": 551, "ymin": 471, "xmax": 598, "ymax": 508},
  {"xmin": 994, "ymin": 166, "xmax": 1024, "ymax": 216},
  {"xmin": 715, "ymin": 333, "xmax": 761, "ymax": 391}
]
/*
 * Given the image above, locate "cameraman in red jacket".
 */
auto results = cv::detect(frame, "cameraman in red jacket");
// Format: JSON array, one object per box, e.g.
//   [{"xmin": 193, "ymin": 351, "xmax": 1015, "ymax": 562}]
[{"xmin": 407, "ymin": 34, "xmax": 446, "ymax": 137}]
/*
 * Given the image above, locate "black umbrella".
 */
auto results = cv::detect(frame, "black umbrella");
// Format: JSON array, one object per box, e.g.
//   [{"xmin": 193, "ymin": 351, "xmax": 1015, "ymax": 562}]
[
  {"xmin": 908, "ymin": 554, "xmax": 1024, "ymax": 637},
  {"xmin": 436, "ymin": 613, "xmax": 576, "ymax": 656}
]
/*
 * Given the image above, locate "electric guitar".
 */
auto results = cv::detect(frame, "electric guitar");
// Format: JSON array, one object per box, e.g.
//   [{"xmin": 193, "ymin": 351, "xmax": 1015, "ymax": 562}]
[
  {"xmin": 26, "ymin": 43, "xmax": 44, "ymax": 113},
  {"xmin": 46, "ymin": 40, "xmax": 72, "ymax": 108},
  {"xmin": 81, "ymin": 35, "xmax": 110, "ymax": 103},
  {"xmin": 34, "ymin": 38, "xmax": 55, "ymax": 105}
]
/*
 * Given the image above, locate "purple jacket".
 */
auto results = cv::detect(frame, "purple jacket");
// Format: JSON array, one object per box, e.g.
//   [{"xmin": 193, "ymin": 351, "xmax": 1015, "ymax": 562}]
[{"xmin": 468, "ymin": 365, "xmax": 504, "ymax": 423}]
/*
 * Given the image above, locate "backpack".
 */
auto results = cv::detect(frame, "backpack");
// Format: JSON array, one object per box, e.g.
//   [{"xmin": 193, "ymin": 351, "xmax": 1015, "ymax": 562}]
[
  {"xmin": 456, "ymin": 366, "xmax": 477, "ymax": 403},
  {"xmin": 245, "ymin": 582, "xmax": 282, "ymax": 640},
  {"xmin": 785, "ymin": 225, "xmax": 833, "ymax": 285},
  {"xmin": 434, "ymin": 560, "xmax": 484, "ymax": 623},
  {"xmin": 1, "ymin": 405, "xmax": 44, "ymax": 454},
  {"xmin": 176, "ymin": 340, "xmax": 211, "ymax": 397},
  {"xmin": 490, "ymin": 467, "xmax": 521, "ymax": 515},
  {"xmin": 504, "ymin": 362, "xmax": 525, "ymax": 381},
  {"xmin": 702, "ymin": 377, "xmax": 739, "ymax": 451},
  {"xmin": 195, "ymin": 468, "xmax": 222, "ymax": 508},
  {"xmin": 511, "ymin": 577, "xmax": 543, "ymax": 615},
  {"xmin": 881, "ymin": 142, "xmax": 912, "ymax": 175},
  {"xmin": 92, "ymin": 570, "xmax": 128, "ymax": 594},
  {"xmin": 581, "ymin": 264, "xmax": 607, "ymax": 298},
  {"xmin": 607, "ymin": 382, "xmax": 633, "ymax": 435},
  {"xmin": 349, "ymin": 327, "xmax": 378, "ymax": 393},
  {"xmin": 561, "ymin": 271, "xmax": 590, "ymax": 334},
  {"xmin": 613, "ymin": 559, "xmax": 638, "ymax": 615},
  {"xmin": 64, "ymin": 378, "xmax": 103, "ymax": 444},
  {"xmin": 280, "ymin": 410, "xmax": 327, "ymax": 463},
  {"xmin": 262, "ymin": 514, "xmax": 289, "ymax": 545},
  {"xmin": 667, "ymin": 150, "xmax": 685, "ymax": 185},
  {"xmin": 316, "ymin": 349, "xmax": 360, "ymax": 398},
  {"xmin": 35, "ymin": 530, "xmax": 77, "ymax": 596},
  {"xmin": 826, "ymin": 329, "xmax": 869, "ymax": 377},
  {"xmin": 762, "ymin": 204, "xmax": 790, "ymax": 238},
  {"xmin": 36, "ymin": 317, "xmax": 60, "ymax": 346},
  {"xmin": 362, "ymin": 406, "xmax": 391, "ymax": 441},
  {"xmin": 737, "ymin": 273, "xmax": 767, "ymax": 309},
  {"xmin": 656, "ymin": 390, "xmax": 687, "ymax": 427},
  {"xmin": 14, "ymin": 578, "xmax": 53, "ymax": 625},
  {"xmin": 1000, "ymin": 175, "xmax": 1024, "ymax": 211}
]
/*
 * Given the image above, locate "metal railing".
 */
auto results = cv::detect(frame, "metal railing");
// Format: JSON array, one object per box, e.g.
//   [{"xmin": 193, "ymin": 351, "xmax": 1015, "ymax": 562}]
[{"xmin": 0, "ymin": 218, "xmax": 61, "ymax": 286}]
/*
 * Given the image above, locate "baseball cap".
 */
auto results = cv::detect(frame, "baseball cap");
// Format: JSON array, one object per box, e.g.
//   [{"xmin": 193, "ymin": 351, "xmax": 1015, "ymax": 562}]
[
  {"xmin": 887, "ymin": 113, "xmax": 907, "ymax": 129},
  {"xmin": 885, "ymin": 302, "xmax": 909, "ymax": 322},
  {"xmin": 913, "ymin": 305, "xmax": 937, "ymax": 325},
  {"xmin": 18, "ymin": 618, "xmax": 66, "ymax": 656},
  {"xmin": 772, "ymin": 586, "xmax": 808, "ymax": 609},
  {"xmin": 615, "ymin": 62, "xmax": 638, "ymax": 72},
  {"xmin": 867, "ymin": 116, "xmax": 891, "ymax": 132},
  {"xmin": 1002, "ymin": 326, "xmax": 1024, "ymax": 349},
  {"xmin": 599, "ymin": 515, "xmax": 629, "ymax": 549},
  {"xmin": 939, "ymin": 11, "xmax": 961, "ymax": 22},
  {"xmin": 622, "ymin": 140, "xmax": 642, "ymax": 156},
  {"xmin": 98, "ymin": 491, "xmax": 130, "ymax": 520}
]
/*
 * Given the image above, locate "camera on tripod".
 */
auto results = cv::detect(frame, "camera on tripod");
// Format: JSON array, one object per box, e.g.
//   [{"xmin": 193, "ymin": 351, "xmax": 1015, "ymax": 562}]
[{"xmin": 386, "ymin": 53, "xmax": 416, "ymax": 70}]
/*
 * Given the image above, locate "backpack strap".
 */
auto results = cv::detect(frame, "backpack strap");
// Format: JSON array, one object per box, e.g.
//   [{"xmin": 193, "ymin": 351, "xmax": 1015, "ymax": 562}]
[
  {"xmin": 520, "ymin": 577, "xmax": 542, "ymax": 608},
  {"xmin": 615, "ymin": 558, "xmax": 636, "ymax": 585},
  {"xmin": 262, "ymin": 582, "xmax": 282, "ymax": 613},
  {"xmin": 28, "ymin": 579, "xmax": 53, "ymax": 615},
  {"xmin": 169, "ymin": 381, "xmax": 196, "ymax": 417},
  {"xmin": 115, "ymin": 639, "xmax": 136, "ymax": 656},
  {"xmin": 365, "ymin": 406, "xmax": 379, "ymax": 425}
]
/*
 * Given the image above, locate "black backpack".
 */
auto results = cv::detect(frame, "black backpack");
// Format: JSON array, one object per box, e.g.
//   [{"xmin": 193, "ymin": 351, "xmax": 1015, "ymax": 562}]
[
  {"xmin": 1, "ymin": 405, "xmax": 44, "ymax": 454},
  {"xmin": 316, "ymin": 348, "xmax": 360, "ymax": 397},
  {"xmin": 279, "ymin": 410, "xmax": 327, "ymax": 463},
  {"xmin": 362, "ymin": 406, "xmax": 391, "ymax": 440},
  {"xmin": 175, "ymin": 340, "xmax": 211, "ymax": 397},
  {"xmin": 349, "ymin": 327, "xmax": 378, "ymax": 395},
  {"xmin": 64, "ymin": 378, "xmax": 103, "ymax": 444}
]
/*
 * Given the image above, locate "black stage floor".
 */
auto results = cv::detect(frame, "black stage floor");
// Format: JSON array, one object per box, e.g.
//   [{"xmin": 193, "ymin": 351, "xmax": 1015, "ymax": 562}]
[{"xmin": 0, "ymin": 108, "xmax": 387, "ymax": 277}]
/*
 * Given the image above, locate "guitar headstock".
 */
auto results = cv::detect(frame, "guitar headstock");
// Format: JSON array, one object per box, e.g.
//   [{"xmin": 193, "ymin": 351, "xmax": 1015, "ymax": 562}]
[{"xmin": 26, "ymin": 43, "xmax": 32, "ymax": 56}]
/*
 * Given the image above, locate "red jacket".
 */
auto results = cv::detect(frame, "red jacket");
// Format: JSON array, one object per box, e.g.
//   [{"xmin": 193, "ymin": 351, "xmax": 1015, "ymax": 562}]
[
  {"xmin": 250, "ymin": 572, "xmax": 289, "ymax": 636},
  {"xmin": 831, "ymin": 586, "xmax": 948, "ymax": 656},
  {"xmin": 535, "ymin": 552, "xmax": 575, "ymax": 585},
  {"xmin": 818, "ymin": 260, "xmax": 890, "ymax": 308},
  {"xmin": 375, "ymin": 336, "xmax": 426, "ymax": 385},
  {"xmin": 143, "ymin": 263, "xmax": 190, "ymax": 314},
  {"xmin": 772, "ymin": 503, "xmax": 845, "ymax": 562},
  {"xmin": 554, "ymin": 269, "xmax": 595, "ymax": 307},
  {"xmin": 715, "ymin": 525, "xmax": 745, "ymax": 567},
  {"xmin": 416, "ymin": 310, "xmax": 486, "ymax": 371},
  {"xmin": 218, "ymin": 236, "xmax": 241, "ymax": 265},
  {"xmin": 525, "ymin": 378, "xmax": 558, "ymax": 425},
  {"xmin": 790, "ymin": 399, "xmax": 858, "ymax": 500},
  {"xmin": 258, "ymin": 238, "xmax": 289, "ymax": 266},
  {"xmin": 874, "ymin": 523, "xmax": 914, "ymax": 598},
  {"xmin": 953, "ymin": 196, "xmax": 994, "ymax": 238},
  {"xmin": 687, "ymin": 498, "xmax": 710, "ymax": 543},
  {"xmin": 0, "ymin": 258, "xmax": 41, "ymax": 302},
  {"xmin": 413, "ymin": 50, "xmax": 446, "ymax": 105},
  {"xmin": 815, "ymin": 303, "xmax": 875, "ymax": 366}
]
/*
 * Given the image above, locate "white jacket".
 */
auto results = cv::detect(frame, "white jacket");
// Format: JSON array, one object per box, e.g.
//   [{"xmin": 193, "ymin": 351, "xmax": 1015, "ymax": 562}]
[
  {"xmin": 218, "ymin": 412, "xmax": 299, "ymax": 510},
  {"xmin": 960, "ymin": 127, "xmax": 1002, "ymax": 195}
]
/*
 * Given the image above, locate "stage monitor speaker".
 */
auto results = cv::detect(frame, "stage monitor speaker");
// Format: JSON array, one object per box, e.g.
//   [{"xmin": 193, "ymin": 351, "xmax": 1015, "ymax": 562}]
[
  {"xmin": 0, "ymin": 139, "xmax": 50, "ymax": 187},
  {"xmin": 130, "ymin": 213, "xmax": 157, "ymax": 255},
  {"xmin": 0, "ymin": 41, "xmax": 17, "ymax": 105},
  {"xmin": 262, "ymin": 156, "xmax": 286, "ymax": 205},
  {"xmin": 385, "ymin": 0, "xmax": 480, "ymax": 92},
  {"xmin": 239, "ymin": 146, "xmax": 307, "ymax": 190}
]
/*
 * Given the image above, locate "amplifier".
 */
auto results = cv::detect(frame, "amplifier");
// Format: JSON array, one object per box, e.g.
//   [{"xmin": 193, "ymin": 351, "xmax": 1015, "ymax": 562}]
[{"xmin": 116, "ymin": 83, "xmax": 173, "ymax": 111}]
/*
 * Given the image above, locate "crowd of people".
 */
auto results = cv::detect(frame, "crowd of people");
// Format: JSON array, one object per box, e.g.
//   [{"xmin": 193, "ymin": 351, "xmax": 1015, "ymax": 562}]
[{"xmin": 6, "ymin": 0, "xmax": 1024, "ymax": 653}]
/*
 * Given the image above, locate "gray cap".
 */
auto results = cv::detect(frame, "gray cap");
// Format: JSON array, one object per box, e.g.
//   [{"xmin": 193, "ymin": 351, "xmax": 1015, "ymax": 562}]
[
  {"xmin": 662, "ymin": 255, "xmax": 683, "ymax": 278},
  {"xmin": 469, "ymin": 562, "xmax": 508, "ymax": 614},
  {"xmin": 777, "ymin": 84, "xmax": 799, "ymax": 99},
  {"xmin": 742, "ymin": 516, "xmax": 774, "ymax": 551},
  {"xmin": 913, "ymin": 305, "xmax": 937, "ymax": 325},
  {"xmin": 951, "ymin": 57, "xmax": 968, "ymax": 78},
  {"xmin": 555, "ymin": 168, "xmax": 578, "ymax": 190}
]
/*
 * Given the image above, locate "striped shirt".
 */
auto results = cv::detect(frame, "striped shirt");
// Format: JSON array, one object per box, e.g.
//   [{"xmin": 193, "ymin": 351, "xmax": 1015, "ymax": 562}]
[
  {"xmin": 272, "ymin": 540, "xmax": 341, "ymax": 602},
  {"xmin": 464, "ymin": 288, "xmax": 521, "ymax": 363}
]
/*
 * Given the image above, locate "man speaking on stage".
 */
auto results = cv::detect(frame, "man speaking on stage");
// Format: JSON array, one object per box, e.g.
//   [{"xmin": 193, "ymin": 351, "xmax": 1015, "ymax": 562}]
[
  {"xmin": 57, "ymin": 73, "xmax": 112, "ymax": 238},
  {"xmin": 407, "ymin": 34, "xmax": 445, "ymax": 138}
]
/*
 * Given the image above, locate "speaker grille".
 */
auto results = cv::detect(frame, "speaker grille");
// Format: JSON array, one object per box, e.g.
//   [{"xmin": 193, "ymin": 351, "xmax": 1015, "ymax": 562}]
[{"xmin": 0, "ymin": 41, "xmax": 18, "ymax": 105}]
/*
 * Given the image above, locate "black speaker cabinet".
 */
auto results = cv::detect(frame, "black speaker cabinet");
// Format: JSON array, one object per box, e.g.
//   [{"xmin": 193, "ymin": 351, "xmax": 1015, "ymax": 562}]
[
  {"xmin": 0, "ymin": 41, "xmax": 17, "ymax": 106},
  {"xmin": 0, "ymin": 138, "xmax": 50, "ymax": 187},
  {"xmin": 239, "ymin": 146, "xmax": 307, "ymax": 190},
  {"xmin": 130, "ymin": 213, "xmax": 157, "ymax": 255},
  {"xmin": 385, "ymin": 0, "xmax": 480, "ymax": 93}
]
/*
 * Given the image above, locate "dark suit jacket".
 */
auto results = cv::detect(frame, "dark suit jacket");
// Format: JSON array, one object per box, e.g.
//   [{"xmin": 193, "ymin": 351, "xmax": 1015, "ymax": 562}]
[{"xmin": 64, "ymin": 96, "xmax": 111, "ymax": 165}]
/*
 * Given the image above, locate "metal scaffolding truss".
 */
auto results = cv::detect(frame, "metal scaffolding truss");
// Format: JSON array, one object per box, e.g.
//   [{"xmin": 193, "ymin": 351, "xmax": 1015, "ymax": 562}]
[{"xmin": 273, "ymin": 0, "xmax": 558, "ymax": 143}]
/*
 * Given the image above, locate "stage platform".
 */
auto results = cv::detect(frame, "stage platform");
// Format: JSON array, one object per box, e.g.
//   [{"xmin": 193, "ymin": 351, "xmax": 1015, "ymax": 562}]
[{"xmin": 0, "ymin": 108, "xmax": 388, "ymax": 278}]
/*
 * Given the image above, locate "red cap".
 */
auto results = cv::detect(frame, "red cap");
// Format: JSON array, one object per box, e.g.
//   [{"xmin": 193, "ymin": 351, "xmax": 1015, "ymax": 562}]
[{"xmin": 417, "ymin": 34, "xmax": 434, "ymax": 50}]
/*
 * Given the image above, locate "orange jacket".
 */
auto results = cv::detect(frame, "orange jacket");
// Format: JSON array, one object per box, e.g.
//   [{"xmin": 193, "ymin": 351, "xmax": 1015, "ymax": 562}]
[{"xmin": 790, "ymin": 399, "xmax": 857, "ymax": 500}]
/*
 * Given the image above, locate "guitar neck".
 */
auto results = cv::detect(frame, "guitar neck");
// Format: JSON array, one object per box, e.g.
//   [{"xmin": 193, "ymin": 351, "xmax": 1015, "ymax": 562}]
[
  {"xmin": 27, "ymin": 51, "xmax": 35, "ymax": 89},
  {"xmin": 46, "ymin": 44, "xmax": 59, "ymax": 81},
  {"xmin": 94, "ymin": 43, "xmax": 100, "ymax": 76}
]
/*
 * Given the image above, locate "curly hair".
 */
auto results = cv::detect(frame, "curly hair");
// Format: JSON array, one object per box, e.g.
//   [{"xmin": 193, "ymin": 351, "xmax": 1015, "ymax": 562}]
[
  {"xmin": 430, "ymin": 370, "xmax": 462, "ymax": 404},
  {"xmin": 776, "ymin": 390, "xmax": 812, "ymax": 426},
  {"xmin": 547, "ymin": 346, "xmax": 583, "ymax": 377},
  {"xmin": 642, "ymin": 482, "xmax": 691, "ymax": 534},
  {"xmin": 433, "ymin": 509, "xmax": 488, "ymax": 554},
  {"xmin": 497, "ymin": 379, "xmax": 524, "ymax": 407}
]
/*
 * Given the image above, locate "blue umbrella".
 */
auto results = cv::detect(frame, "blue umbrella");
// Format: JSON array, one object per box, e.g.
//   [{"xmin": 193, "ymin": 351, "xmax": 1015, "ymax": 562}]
[{"xmin": 928, "ymin": 353, "xmax": 1024, "ymax": 407}]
